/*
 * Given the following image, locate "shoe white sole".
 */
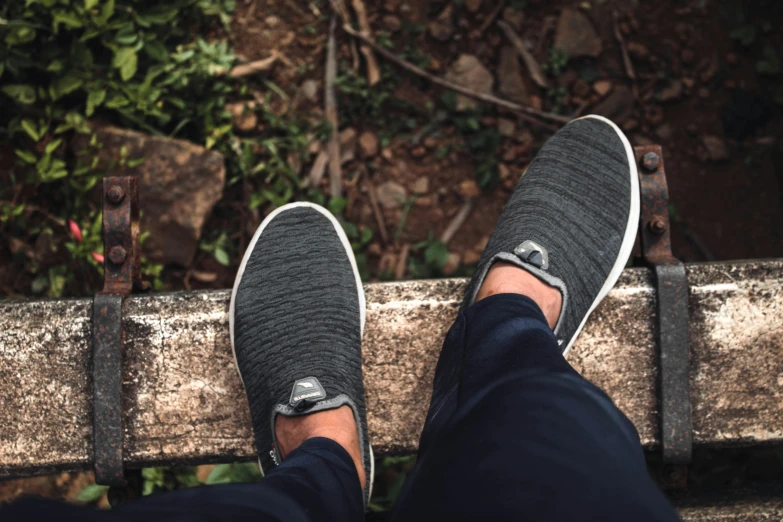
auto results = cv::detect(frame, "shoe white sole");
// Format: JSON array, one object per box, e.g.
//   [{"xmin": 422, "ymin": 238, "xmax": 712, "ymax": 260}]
[
  {"xmin": 561, "ymin": 115, "xmax": 640, "ymax": 355},
  {"xmin": 228, "ymin": 202, "xmax": 374, "ymax": 500}
]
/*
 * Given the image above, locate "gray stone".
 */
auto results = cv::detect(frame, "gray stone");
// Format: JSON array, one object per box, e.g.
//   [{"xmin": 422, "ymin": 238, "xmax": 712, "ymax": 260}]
[
  {"xmin": 657, "ymin": 79, "xmax": 683, "ymax": 102},
  {"xmin": 554, "ymin": 8, "xmax": 602, "ymax": 58},
  {"xmin": 502, "ymin": 7, "xmax": 524, "ymax": 31},
  {"xmin": 428, "ymin": 4, "xmax": 454, "ymax": 41},
  {"xmin": 445, "ymin": 54, "xmax": 494, "ymax": 110},
  {"xmin": 376, "ymin": 181, "xmax": 408, "ymax": 209},
  {"xmin": 701, "ymin": 135, "xmax": 729, "ymax": 162},
  {"xmin": 497, "ymin": 46, "xmax": 530, "ymax": 104},
  {"xmin": 72, "ymin": 126, "xmax": 225, "ymax": 266},
  {"xmin": 592, "ymin": 85, "xmax": 635, "ymax": 124},
  {"xmin": 358, "ymin": 131, "xmax": 379, "ymax": 158},
  {"xmin": 464, "ymin": 0, "xmax": 482, "ymax": 12},
  {"xmin": 300, "ymin": 79, "xmax": 319, "ymax": 102}
]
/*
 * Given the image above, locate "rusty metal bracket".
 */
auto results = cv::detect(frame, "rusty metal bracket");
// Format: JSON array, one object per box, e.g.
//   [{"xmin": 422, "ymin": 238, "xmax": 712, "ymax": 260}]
[
  {"xmin": 92, "ymin": 177, "xmax": 144, "ymax": 487},
  {"xmin": 634, "ymin": 146, "xmax": 693, "ymax": 479}
]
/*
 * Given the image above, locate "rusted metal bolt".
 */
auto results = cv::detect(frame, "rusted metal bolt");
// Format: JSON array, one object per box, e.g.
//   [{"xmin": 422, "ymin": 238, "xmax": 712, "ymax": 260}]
[
  {"xmin": 107, "ymin": 185, "xmax": 125, "ymax": 204},
  {"xmin": 649, "ymin": 217, "xmax": 667, "ymax": 235},
  {"xmin": 108, "ymin": 245, "xmax": 127, "ymax": 265},
  {"xmin": 642, "ymin": 152, "xmax": 660, "ymax": 173}
]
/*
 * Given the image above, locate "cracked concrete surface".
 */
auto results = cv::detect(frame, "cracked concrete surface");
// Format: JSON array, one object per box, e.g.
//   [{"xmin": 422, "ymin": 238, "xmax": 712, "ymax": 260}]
[{"xmin": 0, "ymin": 260, "xmax": 781, "ymax": 478}]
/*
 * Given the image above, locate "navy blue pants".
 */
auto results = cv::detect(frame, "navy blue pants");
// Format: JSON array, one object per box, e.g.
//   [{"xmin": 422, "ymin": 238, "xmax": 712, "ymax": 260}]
[{"xmin": 3, "ymin": 294, "xmax": 680, "ymax": 521}]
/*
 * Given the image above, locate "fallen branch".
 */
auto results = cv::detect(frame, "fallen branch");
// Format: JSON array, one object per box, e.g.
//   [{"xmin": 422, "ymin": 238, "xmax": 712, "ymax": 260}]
[
  {"xmin": 497, "ymin": 20, "xmax": 548, "ymax": 89},
  {"xmin": 326, "ymin": 16, "xmax": 343, "ymax": 197},
  {"xmin": 351, "ymin": 0, "xmax": 381, "ymax": 86},
  {"xmin": 229, "ymin": 53, "xmax": 279, "ymax": 78},
  {"xmin": 478, "ymin": 0, "xmax": 505, "ymax": 35},
  {"xmin": 395, "ymin": 243, "xmax": 410, "ymax": 279},
  {"xmin": 342, "ymin": 25, "xmax": 569, "ymax": 127},
  {"xmin": 440, "ymin": 198, "xmax": 474, "ymax": 245},
  {"xmin": 365, "ymin": 182, "xmax": 390, "ymax": 244},
  {"xmin": 612, "ymin": 11, "xmax": 636, "ymax": 81}
]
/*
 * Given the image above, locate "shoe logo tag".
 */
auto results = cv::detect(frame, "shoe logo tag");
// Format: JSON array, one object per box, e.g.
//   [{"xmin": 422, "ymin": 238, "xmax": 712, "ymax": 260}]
[
  {"xmin": 289, "ymin": 377, "xmax": 326, "ymax": 410},
  {"xmin": 514, "ymin": 240, "xmax": 550, "ymax": 270}
]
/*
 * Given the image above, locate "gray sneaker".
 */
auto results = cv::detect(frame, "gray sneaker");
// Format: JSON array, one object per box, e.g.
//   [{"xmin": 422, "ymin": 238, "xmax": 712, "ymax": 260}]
[
  {"xmin": 462, "ymin": 115, "xmax": 640, "ymax": 354},
  {"xmin": 229, "ymin": 202, "xmax": 374, "ymax": 506}
]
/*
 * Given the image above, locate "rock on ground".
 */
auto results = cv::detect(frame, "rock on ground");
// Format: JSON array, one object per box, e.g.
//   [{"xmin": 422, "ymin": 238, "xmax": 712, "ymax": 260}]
[
  {"xmin": 428, "ymin": 4, "xmax": 454, "ymax": 41},
  {"xmin": 592, "ymin": 85, "xmax": 635, "ymax": 124},
  {"xmin": 701, "ymin": 135, "xmax": 729, "ymax": 162},
  {"xmin": 376, "ymin": 181, "xmax": 408, "ymax": 209},
  {"xmin": 359, "ymin": 131, "xmax": 379, "ymax": 158},
  {"xmin": 72, "ymin": 126, "xmax": 225, "ymax": 266},
  {"xmin": 497, "ymin": 46, "xmax": 530, "ymax": 104},
  {"xmin": 445, "ymin": 54, "xmax": 494, "ymax": 111},
  {"xmin": 554, "ymin": 8, "xmax": 602, "ymax": 58}
]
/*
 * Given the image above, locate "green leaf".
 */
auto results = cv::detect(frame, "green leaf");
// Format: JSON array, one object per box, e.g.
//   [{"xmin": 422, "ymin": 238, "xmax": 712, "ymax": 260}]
[
  {"xmin": 113, "ymin": 47, "xmax": 138, "ymax": 81},
  {"xmin": 206, "ymin": 463, "xmax": 262, "ymax": 485},
  {"xmin": 144, "ymin": 39, "xmax": 169, "ymax": 62},
  {"xmin": 2, "ymin": 84, "xmax": 36, "ymax": 105},
  {"xmin": 0, "ymin": 62, "xmax": 4, "ymax": 79},
  {"xmin": 86, "ymin": 88, "xmax": 106, "ymax": 116},
  {"xmin": 50, "ymin": 74, "xmax": 84, "ymax": 100},
  {"xmin": 101, "ymin": 0, "xmax": 116, "ymax": 22},
  {"xmin": 5, "ymin": 26, "xmax": 37, "ymax": 46},
  {"xmin": 139, "ymin": 7, "xmax": 178, "ymax": 25},
  {"xmin": 46, "ymin": 60, "xmax": 65, "ymax": 73},
  {"xmin": 214, "ymin": 248, "xmax": 230, "ymax": 266},
  {"xmin": 104, "ymin": 93, "xmax": 129, "ymax": 108},
  {"xmin": 20, "ymin": 119, "xmax": 40, "ymax": 141},
  {"xmin": 328, "ymin": 196, "xmax": 347, "ymax": 216},
  {"xmin": 45, "ymin": 138, "xmax": 63, "ymax": 155},
  {"xmin": 76, "ymin": 484, "xmax": 108, "ymax": 503},
  {"xmin": 85, "ymin": 0, "xmax": 99, "ymax": 9},
  {"xmin": 15, "ymin": 149, "xmax": 38, "ymax": 164},
  {"xmin": 52, "ymin": 10, "xmax": 85, "ymax": 32},
  {"xmin": 424, "ymin": 241, "xmax": 449, "ymax": 269}
]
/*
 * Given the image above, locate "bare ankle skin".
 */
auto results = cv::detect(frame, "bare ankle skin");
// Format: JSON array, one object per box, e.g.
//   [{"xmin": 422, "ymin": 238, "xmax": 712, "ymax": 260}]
[
  {"xmin": 275, "ymin": 405, "xmax": 366, "ymax": 489},
  {"xmin": 475, "ymin": 261, "xmax": 563, "ymax": 329}
]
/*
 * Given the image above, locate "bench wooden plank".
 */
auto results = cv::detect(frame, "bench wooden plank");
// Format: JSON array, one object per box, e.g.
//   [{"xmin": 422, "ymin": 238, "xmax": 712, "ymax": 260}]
[{"xmin": 0, "ymin": 260, "xmax": 781, "ymax": 478}]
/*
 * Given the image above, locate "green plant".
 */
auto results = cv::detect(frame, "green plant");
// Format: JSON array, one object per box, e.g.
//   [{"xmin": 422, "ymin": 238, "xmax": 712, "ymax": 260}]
[
  {"xmin": 757, "ymin": 46, "xmax": 780, "ymax": 76},
  {"xmin": 206, "ymin": 462, "xmax": 263, "ymax": 484},
  {"xmin": 542, "ymin": 48, "xmax": 569, "ymax": 77},
  {"xmin": 408, "ymin": 234, "xmax": 449, "ymax": 278},
  {"xmin": 730, "ymin": 24, "xmax": 756, "ymax": 47},
  {"xmin": 199, "ymin": 231, "xmax": 232, "ymax": 266},
  {"xmin": 142, "ymin": 466, "xmax": 201, "ymax": 495}
]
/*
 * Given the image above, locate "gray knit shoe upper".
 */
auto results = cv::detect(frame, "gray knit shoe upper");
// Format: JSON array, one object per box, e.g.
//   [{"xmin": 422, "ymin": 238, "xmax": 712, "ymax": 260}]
[
  {"xmin": 463, "ymin": 115, "xmax": 639, "ymax": 354},
  {"xmin": 229, "ymin": 202, "xmax": 373, "ymax": 506}
]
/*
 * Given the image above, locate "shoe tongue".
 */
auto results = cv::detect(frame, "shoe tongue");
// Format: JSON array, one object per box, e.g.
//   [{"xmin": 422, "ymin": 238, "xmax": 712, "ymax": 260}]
[
  {"xmin": 514, "ymin": 240, "xmax": 549, "ymax": 270},
  {"xmin": 289, "ymin": 376, "xmax": 327, "ymax": 412}
]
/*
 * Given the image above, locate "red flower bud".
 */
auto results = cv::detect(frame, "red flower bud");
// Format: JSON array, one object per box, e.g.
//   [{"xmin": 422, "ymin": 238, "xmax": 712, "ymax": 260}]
[
  {"xmin": 91, "ymin": 251, "xmax": 105, "ymax": 264},
  {"xmin": 68, "ymin": 219, "xmax": 83, "ymax": 243}
]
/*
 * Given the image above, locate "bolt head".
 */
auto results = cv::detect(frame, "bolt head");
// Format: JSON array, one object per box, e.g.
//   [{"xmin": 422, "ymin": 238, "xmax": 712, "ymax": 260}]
[
  {"xmin": 650, "ymin": 218, "xmax": 667, "ymax": 235},
  {"xmin": 642, "ymin": 152, "xmax": 660, "ymax": 172},
  {"xmin": 107, "ymin": 185, "xmax": 125, "ymax": 204},
  {"xmin": 108, "ymin": 245, "xmax": 127, "ymax": 265}
]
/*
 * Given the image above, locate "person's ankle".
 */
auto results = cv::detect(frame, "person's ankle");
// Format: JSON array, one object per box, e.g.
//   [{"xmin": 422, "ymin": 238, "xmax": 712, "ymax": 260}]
[
  {"xmin": 275, "ymin": 405, "xmax": 366, "ymax": 489},
  {"xmin": 475, "ymin": 261, "xmax": 562, "ymax": 329}
]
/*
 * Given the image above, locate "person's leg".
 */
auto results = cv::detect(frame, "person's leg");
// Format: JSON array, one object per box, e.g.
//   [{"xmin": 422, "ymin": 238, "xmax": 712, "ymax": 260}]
[
  {"xmin": 393, "ymin": 116, "xmax": 680, "ymax": 522},
  {"xmin": 2, "ymin": 203, "xmax": 371, "ymax": 522},
  {"xmin": 3, "ymin": 436, "xmax": 361, "ymax": 522}
]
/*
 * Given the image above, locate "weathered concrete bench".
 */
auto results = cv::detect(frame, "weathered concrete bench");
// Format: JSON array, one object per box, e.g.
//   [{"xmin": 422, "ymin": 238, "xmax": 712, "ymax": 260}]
[{"xmin": 1, "ymin": 259, "xmax": 781, "ymax": 519}]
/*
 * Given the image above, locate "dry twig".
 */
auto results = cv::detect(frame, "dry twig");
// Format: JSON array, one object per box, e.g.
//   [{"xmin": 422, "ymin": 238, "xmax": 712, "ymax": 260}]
[
  {"xmin": 395, "ymin": 243, "xmax": 410, "ymax": 279},
  {"xmin": 325, "ymin": 16, "xmax": 343, "ymax": 197},
  {"xmin": 307, "ymin": 149, "xmax": 330, "ymax": 187},
  {"xmin": 342, "ymin": 25, "xmax": 569, "ymax": 127},
  {"xmin": 351, "ymin": 0, "xmax": 381, "ymax": 85},
  {"xmin": 365, "ymin": 182, "xmax": 390, "ymax": 244},
  {"xmin": 497, "ymin": 20, "xmax": 548, "ymax": 89},
  {"xmin": 612, "ymin": 10, "xmax": 636, "ymax": 82},
  {"xmin": 478, "ymin": 0, "xmax": 505, "ymax": 35},
  {"xmin": 229, "ymin": 53, "xmax": 279, "ymax": 77},
  {"xmin": 440, "ymin": 199, "xmax": 474, "ymax": 245}
]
